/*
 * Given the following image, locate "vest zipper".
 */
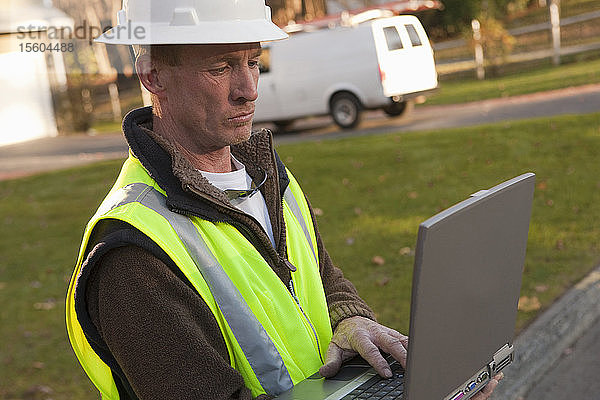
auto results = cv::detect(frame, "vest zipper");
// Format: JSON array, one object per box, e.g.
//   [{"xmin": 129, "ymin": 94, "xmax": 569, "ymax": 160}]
[
  {"xmin": 288, "ymin": 278, "xmax": 324, "ymax": 365},
  {"xmin": 233, "ymin": 221, "xmax": 288, "ymax": 271}
]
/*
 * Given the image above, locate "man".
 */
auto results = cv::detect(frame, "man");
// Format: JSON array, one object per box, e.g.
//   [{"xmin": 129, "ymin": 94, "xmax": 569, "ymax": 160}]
[{"xmin": 66, "ymin": 1, "xmax": 501, "ymax": 399}]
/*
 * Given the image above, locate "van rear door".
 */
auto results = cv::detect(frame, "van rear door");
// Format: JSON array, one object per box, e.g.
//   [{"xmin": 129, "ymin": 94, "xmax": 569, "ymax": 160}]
[{"xmin": 372, "ymin": 16, "xmax": 438, "ymax": 98}]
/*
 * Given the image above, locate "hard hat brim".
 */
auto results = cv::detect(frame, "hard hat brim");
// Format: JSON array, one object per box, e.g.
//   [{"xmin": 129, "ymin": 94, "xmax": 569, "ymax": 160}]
[{"xmin": 95, "ymin": 19, "xmax": 288, "ymax": 45}]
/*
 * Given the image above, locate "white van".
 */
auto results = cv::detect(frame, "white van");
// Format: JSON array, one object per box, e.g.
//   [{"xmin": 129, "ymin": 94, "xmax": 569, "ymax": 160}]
[{"xmin": 253, "ymin": 14, "xmax": 438, "ymax": 130}]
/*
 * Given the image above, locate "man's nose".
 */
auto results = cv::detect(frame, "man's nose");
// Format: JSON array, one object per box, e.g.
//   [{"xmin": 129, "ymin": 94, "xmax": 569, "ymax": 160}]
[{"xmin": 231, "ymin": 66, "xmax": 258, "ymax": 103}]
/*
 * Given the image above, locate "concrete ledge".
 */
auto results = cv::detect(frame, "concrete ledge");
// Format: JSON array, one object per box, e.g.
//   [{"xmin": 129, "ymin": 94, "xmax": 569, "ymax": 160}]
[{"xmin": 492, "ymin": 264, "xmax": 600, "ymax": 399}]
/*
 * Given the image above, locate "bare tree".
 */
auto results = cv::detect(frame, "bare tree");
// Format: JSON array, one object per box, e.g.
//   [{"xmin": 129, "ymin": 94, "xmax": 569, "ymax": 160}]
[
  {"xmin": 52, "ymin": 0, "xmax": 124, "ymax": 128},
  {"xmin": 268, "ymin": 0, "xmax": 327, "ymax": 25}
]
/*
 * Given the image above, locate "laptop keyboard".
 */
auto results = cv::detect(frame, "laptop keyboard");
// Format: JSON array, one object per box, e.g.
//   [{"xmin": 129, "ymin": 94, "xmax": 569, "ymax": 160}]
[{"xmin": 340, "ymin": 362, "xmax": 405, "ymax": 399}]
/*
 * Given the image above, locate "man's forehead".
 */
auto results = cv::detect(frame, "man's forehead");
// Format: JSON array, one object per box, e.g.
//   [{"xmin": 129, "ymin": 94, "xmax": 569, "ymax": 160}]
[{"xmin": 184, "ymin": 43, "xmax": 262, "ymax": 59}]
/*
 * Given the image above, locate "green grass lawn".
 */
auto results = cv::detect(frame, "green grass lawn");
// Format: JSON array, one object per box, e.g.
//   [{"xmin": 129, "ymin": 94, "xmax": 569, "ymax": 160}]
[
  {"xmin": 1, "ymin": 113, "xmax": 600, "ymax": 398},
  {"xmin": 428, "ymin": 57, "xmax": 600, "ymax": 105}
]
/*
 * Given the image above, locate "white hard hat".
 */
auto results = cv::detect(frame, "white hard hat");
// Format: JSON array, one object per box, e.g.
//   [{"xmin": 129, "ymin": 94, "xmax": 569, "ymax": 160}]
[{"xmin": 95, "ymin": 0, "xmax": 288, "ymax": 45}]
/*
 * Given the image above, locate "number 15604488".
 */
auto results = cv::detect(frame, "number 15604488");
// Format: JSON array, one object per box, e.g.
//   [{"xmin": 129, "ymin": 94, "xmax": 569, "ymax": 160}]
[{"xmin": 19, "ymin": 42, "xmax": 74, "ymax": 52}]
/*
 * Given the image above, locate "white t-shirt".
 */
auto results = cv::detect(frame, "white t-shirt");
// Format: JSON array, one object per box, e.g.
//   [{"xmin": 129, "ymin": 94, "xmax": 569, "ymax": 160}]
[{"xmin": 198, "ymin": 156, "xmax": 276, "ymax": 248}]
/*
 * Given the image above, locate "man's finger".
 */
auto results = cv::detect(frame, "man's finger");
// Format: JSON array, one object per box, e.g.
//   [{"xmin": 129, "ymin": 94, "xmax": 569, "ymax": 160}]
[
  {"xmin": 373, "ymin": 332, "xmax": 408, "ymax": 368},
  {"xmin": 381, "ymin": 327, "xmax": 408, "ymax": 342},
  {"xmin": 471, "ymin": 372, "xmax": 503, "ymax": 400},
  {"xmin": 472, "ymin": 379, "xmax": 497, "ymax": 400},
  {"xmin": 319, "ymin": 342, "xmax": 344, "ymax": 378},
  {"xmin": 353, "ymin": 338, "xmax": 392, "ymax": 378}
]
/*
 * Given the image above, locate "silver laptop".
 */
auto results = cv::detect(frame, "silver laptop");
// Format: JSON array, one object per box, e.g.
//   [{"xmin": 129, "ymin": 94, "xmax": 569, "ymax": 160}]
[{"xmin": 276, "ymin": 173, "xmax": 535, "ymax": 400}]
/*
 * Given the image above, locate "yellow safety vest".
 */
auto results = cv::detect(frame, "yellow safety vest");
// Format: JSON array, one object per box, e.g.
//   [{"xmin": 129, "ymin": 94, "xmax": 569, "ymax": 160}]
[{"xmin": 66, "ymin": 154, "xmax": 332, "ymax": 399}]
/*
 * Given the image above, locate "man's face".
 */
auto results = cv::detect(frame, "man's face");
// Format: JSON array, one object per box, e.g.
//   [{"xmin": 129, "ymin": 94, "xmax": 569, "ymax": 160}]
[{"xmin": 158, "ymin": 43, "xmax": 261, "ymax": 153}]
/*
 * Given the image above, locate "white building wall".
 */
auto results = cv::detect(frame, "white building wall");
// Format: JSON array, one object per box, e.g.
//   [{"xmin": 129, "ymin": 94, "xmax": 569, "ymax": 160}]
[{"xmin": 0, "ymin": 50, "xmax": 58, "ymax": 146}]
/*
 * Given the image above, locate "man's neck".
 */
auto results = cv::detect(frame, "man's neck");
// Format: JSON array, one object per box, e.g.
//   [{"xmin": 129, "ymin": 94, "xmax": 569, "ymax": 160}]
[
  {"xmin": 180, "ymin": 145, "xmax": 234, "ymax": 173},
  {"xmin": 153, "ymin": 114, "xmax": 234, "ymax": 173}
]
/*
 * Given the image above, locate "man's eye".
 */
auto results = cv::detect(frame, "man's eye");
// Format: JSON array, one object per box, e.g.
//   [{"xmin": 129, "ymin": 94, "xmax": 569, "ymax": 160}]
[
  {"xmin": 249, "ymin": 60, "xmax": 259, "ymax": 68},
  {"xmin": 210, "ymin": 66, "xmax": 229, "ymax": 75}
]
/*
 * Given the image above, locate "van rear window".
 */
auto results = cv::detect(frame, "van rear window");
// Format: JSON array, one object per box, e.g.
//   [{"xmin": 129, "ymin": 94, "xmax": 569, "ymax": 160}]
[
  {"xmin": 383, "ymin": 26, "xmax": 403, "ymax": 51},
  {"xmin": 405, "ymin": 24, "xmax": 422, "ymax": 47}
]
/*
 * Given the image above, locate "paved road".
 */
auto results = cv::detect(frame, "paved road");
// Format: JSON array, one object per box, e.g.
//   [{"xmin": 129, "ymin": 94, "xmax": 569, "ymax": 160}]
[
  {"xmin": 524, "ymin": 316, "xmax": 600, "ymax": 399},
  {"xmin": 1, "ymin": 84, "xmax": 599, "ymax": 180},
  {"xmin": 0, "ymin": 134, "xmax": 128, "ymax": 180}
]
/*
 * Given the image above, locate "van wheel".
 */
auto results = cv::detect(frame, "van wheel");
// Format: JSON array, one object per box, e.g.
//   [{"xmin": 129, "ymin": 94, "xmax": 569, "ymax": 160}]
[
  {"xmin": 383, "ymin": 100, "xmax": 414, "ymax": 118},
  {"xmin": 330, "ymin": 93, "xmax": 362, "ymax": 129}
]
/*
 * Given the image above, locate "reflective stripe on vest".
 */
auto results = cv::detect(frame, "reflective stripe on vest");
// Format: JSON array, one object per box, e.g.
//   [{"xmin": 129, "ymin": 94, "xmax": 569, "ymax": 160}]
[
  {"xmin": 105, "ymin": 182, "xmax": 294, "ymax": 394},
  {"xmin": 283, "ymin": 188, "xmax": 317, "ymax": 265}
]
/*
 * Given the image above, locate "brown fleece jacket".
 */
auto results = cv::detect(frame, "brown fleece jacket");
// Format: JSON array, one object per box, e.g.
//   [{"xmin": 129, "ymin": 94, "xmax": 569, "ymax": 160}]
[{"xmin": 80, "ymin": 107, "xmax": 375, "ymax": 400}]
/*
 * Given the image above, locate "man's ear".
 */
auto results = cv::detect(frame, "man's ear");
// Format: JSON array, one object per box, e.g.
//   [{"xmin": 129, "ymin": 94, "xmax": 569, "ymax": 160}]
[{"xmin": 135, "ymin": 54, "xmax": 165, "ymax": 95}]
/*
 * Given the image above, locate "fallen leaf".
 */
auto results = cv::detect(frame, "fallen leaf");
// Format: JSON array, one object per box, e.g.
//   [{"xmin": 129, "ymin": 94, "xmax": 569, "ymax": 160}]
[
  {"xmin": 0, "ymin": 282, "xmax": 6, "ymax": 290},
  {"xmin": 23, "ymin": 385, "xmax": 53, "ymax": 399},
  {"xmin": 534, "ymin": 284, "xmax": 549, "ymax": 293},
  {"xmin": 546, "ymin": 199, "xmax": 554, "ymax": 207},
  {"xmin": 354, "ymin": 207, "xmax": 362, "ymax": 215},
  {"xmin": 376, "ymin": 277, "xmax": 391, "ymax": 287},
  {"xmin": 313, "ymin": 208, "xmax": 324, "ymax": 216},
  {"xmin": 342, "ymin": 178, "xmax": 350, "ymax": 186},
  {"xmin": 536, "ymin": 181, "xmax": 547, "ymax": 191},
  {"xmin": 556, "ymin": 239, "xmax": 565, "ymax": 250},
  {"xmin": 408, "ymin": 191, "xmax": 418, "ymax": 199},
  {"xmin": 518, "ymin": 296, "xmax": 541, "ymax": 312},
  {"xmin": 32, "ymin": 361, "xmax": 45, "ymax": 369},
  {"xmin": 399, "ymin": 247, "xmax": 412, "ymax": 256},
  {"xmin": 371, "ymin": 256, "xmax": 385, "ymax": 266},
  {"xmin": 34, "ymin": 299, "xmax": 56, "ymax": 311},
  {"xmin": 563, "ymin": 347, "xmax": 574, "ymax": 356}
]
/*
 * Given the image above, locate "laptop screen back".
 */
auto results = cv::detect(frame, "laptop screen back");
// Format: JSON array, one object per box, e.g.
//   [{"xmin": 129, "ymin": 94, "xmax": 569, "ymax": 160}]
[{"xmin": 404, "ymin": 173, "xmax": 535, "ymax": 399}]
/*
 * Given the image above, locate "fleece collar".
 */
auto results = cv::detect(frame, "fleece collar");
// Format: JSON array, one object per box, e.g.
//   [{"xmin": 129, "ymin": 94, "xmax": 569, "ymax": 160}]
[{"xmin": 120, "ymin": 106, "xmax": 290, "ymax": 226}]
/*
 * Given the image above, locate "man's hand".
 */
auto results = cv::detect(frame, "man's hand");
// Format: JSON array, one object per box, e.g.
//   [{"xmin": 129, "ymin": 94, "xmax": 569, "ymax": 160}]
[
  {"xmin": 470, "ymin": 372, "xmax": 504, "ymax": 400},
  {"xmin": 318, "ymin": 316, "xmax": 503, "ymax": 400},
  {"xmin": 319, "ymin": 316, "xmax": 408, "ymax": 378}
]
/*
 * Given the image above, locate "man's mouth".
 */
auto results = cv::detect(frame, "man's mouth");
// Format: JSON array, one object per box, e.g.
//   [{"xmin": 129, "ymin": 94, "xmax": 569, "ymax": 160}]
[{"xmin": 228, "ymin": 109, "xmax": 255, "ymax": 124}]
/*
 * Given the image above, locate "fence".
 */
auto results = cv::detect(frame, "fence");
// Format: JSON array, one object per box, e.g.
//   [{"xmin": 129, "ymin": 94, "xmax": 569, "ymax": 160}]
[{"xmin": 433, "ymin": 9, "xmax": 600, "ymax": 78}]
